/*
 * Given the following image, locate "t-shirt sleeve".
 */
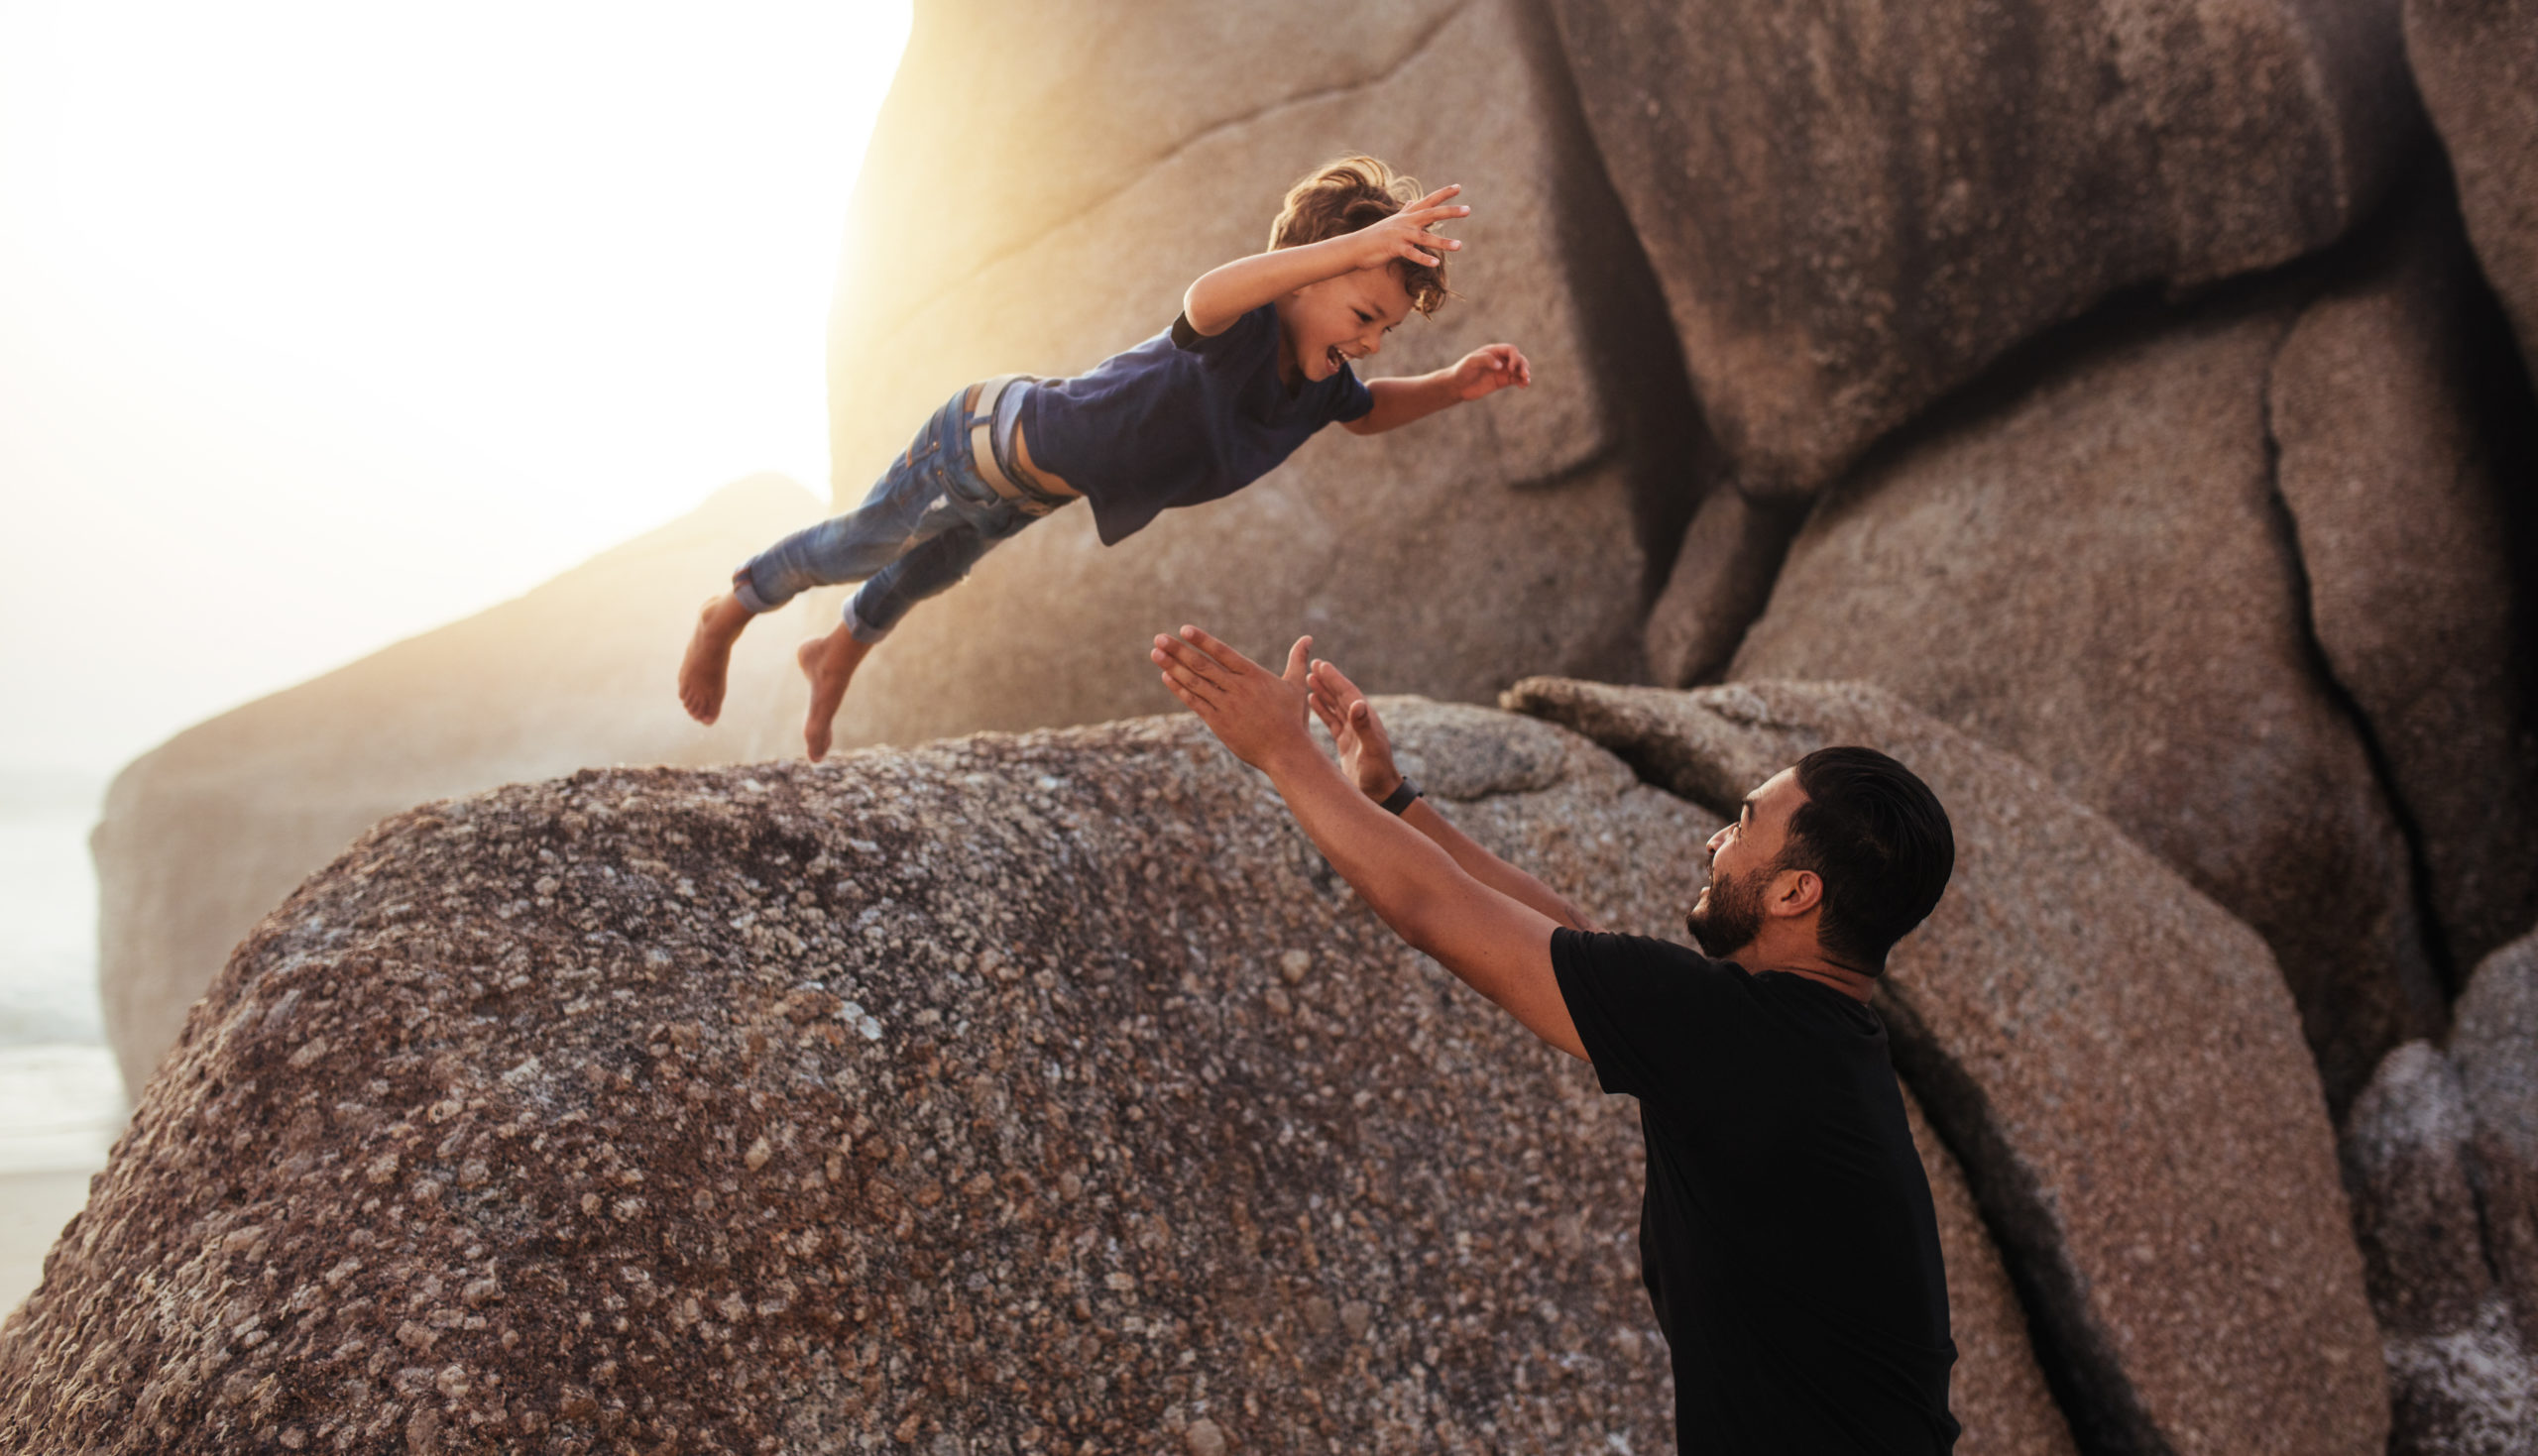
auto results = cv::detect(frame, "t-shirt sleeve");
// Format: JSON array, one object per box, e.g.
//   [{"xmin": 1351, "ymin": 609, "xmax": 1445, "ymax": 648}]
[
  {"xmin": 1551, "ymin": 927, "xmax": 1746, "ymax": 1101},
  {"xmin": 1171, "ymin": 305, "xmax": 1265, "ymax": 356},
  {"xmin": 1327, "ymin": 364, "xmax": 1374, "ymax": 423}
]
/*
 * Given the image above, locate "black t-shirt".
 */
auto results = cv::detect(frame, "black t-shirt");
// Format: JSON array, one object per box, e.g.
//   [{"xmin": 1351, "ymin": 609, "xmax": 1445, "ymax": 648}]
[{"xmin": 1551, "ymin": 928, "xmax": 1961, "ymax": 1454}]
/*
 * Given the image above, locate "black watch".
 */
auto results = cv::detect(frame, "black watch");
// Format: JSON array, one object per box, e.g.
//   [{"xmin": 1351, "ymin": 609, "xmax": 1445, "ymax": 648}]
[{"xmin": 1377, "ymin": 776, "xmax": 1424, "ymax": 816}]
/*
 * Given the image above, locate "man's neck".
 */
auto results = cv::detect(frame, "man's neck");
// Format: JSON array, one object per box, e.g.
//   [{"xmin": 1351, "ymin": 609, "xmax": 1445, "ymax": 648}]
[{"xmin": 1720, "ymin": 935, "xmax": 1878, "ymax": 1002}]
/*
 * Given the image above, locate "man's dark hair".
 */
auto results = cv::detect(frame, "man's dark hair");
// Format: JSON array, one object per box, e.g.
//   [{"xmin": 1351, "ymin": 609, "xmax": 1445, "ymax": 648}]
[{"xmin": 1776, "ymin": 746, "xmax": 1955, "ymax": 972}]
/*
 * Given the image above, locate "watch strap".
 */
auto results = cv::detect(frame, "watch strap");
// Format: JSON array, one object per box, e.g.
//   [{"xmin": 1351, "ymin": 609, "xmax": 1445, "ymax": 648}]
[{"xmin": 1378, "ymin": 776, "xmax": 1424, "ymax": 816}]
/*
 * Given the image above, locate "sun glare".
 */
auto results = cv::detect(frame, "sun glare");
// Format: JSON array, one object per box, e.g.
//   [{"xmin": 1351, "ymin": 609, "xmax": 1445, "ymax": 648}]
[{"xmin": 0, "ymin": 0, "xmax": 911, "ymax": 772}]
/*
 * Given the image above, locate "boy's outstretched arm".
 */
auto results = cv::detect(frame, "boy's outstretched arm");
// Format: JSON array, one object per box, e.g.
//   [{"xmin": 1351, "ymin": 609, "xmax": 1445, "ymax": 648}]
[
  {"xmin": 1182, "ymin": 185, "xmax": 1468, "ymax": 336},
  {"xmin": 1150, "ymin": 624, "xmax": 1586, "ymax": 1061},
  {"xmin": 1342, "ymin": 343, "xmax": 1532, "ymax": 434}
]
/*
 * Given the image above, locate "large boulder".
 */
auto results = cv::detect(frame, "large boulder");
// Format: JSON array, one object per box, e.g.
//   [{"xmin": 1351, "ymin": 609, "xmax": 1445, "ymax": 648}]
[
  {"xmin": 2342, "ymin": 1041, "xmax": 2538, "ymax": 1454},
  {"xmin": 1901, "ymin": 1091, "xmax": 2079, "ymax": 1456},
  {"xmin": 2406, "ymin": 0, "xmax": 2538, "ymax": 379},
  {"xmin": 1504, "ymin": 677, "xmax": 2387, "ymax": 1455},
  {"xmin": 1548, "ymin": 0, "xmax": 2421, "ymax": 497},
  {"xmin": 1725, "ymin": 284, "xmax": 2444, "ymax": 1112},
  {"xmin": 8, "ymin": 706, "xmax": 1710, "ymax": 1452},
  {"xmin": 812, "ymin": 0, "xmax": 1701, "ymax": 755},
  {"xmin": 2450, "ymin": 928, "xmax": 2538, "ymax": 1351},
  {"xmin": 2269, "ymin": 187, "xmax": 2538, "ymax": 976},
  {"xmin": 92, "ymin": 477, "xmax": 821, "ymax": 1096}
]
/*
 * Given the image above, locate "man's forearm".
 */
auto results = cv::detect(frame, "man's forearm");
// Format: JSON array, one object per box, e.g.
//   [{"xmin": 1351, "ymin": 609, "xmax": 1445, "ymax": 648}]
[{"xmin": 1400, "ymin": 800, "xmax": 1596, "ymax": 931}]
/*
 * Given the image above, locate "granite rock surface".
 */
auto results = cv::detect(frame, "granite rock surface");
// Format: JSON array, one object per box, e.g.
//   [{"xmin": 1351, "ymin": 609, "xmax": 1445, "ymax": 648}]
[
  {"xmin": 2270, "ymin": 188, "xmax": 2538, "ymax": 976},
  {"xmin": 1504, "ymin": 677, "xmax": 2387, "ymax": 1456},
  {"xmin": 1547, "ymin": 0, "xmax": 2419, "ymax": 497},
  {"xmin": 92, "ymin": 476, "xmax": 823, "ymax": 1097},
  {"xmin": 1724, "ymin": 285, "xmax": 2444, "ymax": 1112},
  {"xmin": 10, "ymin": 704, "xmax": 1734, "ymax": 1453},
  {"xmin": 2450, "ymin": 927, "xmax": 2538, "ymax": 1354},
  {"xmin": 1899, "ymin": 1089, "xmax": 2078, "ymax": 1456},
  {"xmin": 2407, "ymin": 0, "xmax": 2538, "ymax": 379},
  {"xmin": 810, "ymin": 0, "xmax": 1700, "ymax": 758},
  {"xmin": 2342, "ymin": 1040, "xmax": 2538, "ymax": 1453}
]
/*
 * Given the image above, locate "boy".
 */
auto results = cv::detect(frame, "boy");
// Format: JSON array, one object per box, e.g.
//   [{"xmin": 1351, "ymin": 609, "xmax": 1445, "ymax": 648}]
[{"xmin": 678, "ymin": 156, "xmax": 1533, "ymax": 758}]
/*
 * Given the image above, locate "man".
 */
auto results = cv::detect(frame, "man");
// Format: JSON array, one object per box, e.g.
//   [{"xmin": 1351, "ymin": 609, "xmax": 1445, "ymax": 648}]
[{"xmin": 1149, "ymin": 625, "xmax": 1962, "ymax": 1453}]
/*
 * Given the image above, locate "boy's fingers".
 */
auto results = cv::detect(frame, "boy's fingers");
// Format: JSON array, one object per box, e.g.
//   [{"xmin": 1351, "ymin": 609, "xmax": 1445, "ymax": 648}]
[{"xmin": 1410, "ymin": 183, "xmax": 1461, "ymax": 209}]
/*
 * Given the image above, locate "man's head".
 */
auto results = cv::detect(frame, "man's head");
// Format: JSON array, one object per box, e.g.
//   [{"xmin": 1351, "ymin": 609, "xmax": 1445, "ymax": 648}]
[{"xmin": 1686, "ymin": 746, "xmax": 1955, "ymax": 973}]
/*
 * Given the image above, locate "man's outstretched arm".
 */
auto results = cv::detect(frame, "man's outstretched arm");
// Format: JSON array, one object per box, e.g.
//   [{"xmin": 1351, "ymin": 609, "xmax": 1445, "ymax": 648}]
[
  {"xmin": 1304, "ymin": 657, "xmax": 1597, "ymax": 932},
  {"xmin": 1151, "ymin": 625, "xmax": 1586, "ymax": 1061}
]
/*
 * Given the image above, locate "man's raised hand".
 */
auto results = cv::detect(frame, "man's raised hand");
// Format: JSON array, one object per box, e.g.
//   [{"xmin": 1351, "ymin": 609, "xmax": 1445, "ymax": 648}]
[
  {"xmin": 1306, "ymin": 658, "xmax": 1402, "ymax": 800},
  {"xmin": 1151, "ymin": 625, "xmax": 1318, "ymax": 772}
]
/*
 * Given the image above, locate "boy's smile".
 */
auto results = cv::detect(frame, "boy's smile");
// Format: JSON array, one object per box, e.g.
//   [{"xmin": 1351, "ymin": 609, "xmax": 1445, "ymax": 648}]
[{"xmin": 1275, "ymin": 265, "xmax": 1418, "ymax": 390}]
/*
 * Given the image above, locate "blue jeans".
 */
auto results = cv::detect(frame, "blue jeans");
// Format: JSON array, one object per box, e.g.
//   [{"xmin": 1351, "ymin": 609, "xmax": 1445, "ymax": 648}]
[{"xmin": 732, "ymin": 381, "xmax": 1069, "ymax": 642}]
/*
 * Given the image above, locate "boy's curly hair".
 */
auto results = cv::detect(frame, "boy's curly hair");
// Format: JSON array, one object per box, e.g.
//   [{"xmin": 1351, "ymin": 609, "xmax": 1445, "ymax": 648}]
[{"xmin": 1268, "ymin": 156, "xmax": 1452, "ymax": 317}]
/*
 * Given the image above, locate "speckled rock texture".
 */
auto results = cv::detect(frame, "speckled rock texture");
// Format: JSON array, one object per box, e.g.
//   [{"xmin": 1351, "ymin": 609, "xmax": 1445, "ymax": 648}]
[
  {"xmin": 810, "ymin": 0, "xmax": 1700, "ymax": 758},
  {"xmin": 92, "ymin": 476, "xmax": 823, "ymax": 1097},
  {"xmin": 1724, "ymin": 283, "xmax": 2443, "ymax": 1113},
  {"xmin": 9, "ymin": 703, "xmax": 1743, "ymax": 1454},
  {"xmin": 2407, "ymin": 0, "xmax": 2538, "ymax": 379},
  {"xmin": 1546, "ymin": 0, "xmax": 2420, "ymax": 497},
  {"xmin": 2342, "ymin": 1040, "xmax": 2538, "ymax": 1453},
  {"xmin": 1899, "ymin": 1090, "xmax": 2078, "ymax": 1456},
  {"xmin": 2451, "ymin": 928, "xmax": 2538, "ymax": 1354},
  {"xmin": 2270, "ymin": 188, "xmax": 2538, "ymax": 977},
  {"xmin": 1503, "ymin": 677, "xmax": 2387, "ymax": 1455}
]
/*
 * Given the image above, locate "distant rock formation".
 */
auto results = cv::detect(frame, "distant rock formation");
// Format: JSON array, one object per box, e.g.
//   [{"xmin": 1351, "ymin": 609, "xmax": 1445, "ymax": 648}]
[
  {"xmin": 2406, "ymin": 0, "xmax": 2538, "ymax": 379},
  {"xmin": 1506, "ymin": 678, "xmax": 2386, "ymax": 1456},
  {"xmin": 1549, "ymin": 0, "xmax": 2421, "ymax": 498},
  {"xmin": 92, "ymin": 476, "xmax": 823, "ymax": 1095},
  {"xmin": 8, "ymin": 703, "xmax": 2096, "ymax": 1451}
]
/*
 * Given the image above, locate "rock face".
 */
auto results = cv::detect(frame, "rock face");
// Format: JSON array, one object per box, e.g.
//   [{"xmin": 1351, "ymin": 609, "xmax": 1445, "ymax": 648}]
[
  {"xmin": 1900, "ymin": 1090, "xmax": 2079, "ymax": 1456},
  {"xmin": 1639, "ymin": 485, "xmax": 1805, "ymax": 690},
  {"xmin": 1726, "ymin": 284, "xmax": 2444, "ymax": 1111},
  {"xmin": 2407, "ymin": 0, "xmax": 2538, "ymax": 378},
  {"xmin": 10, "ymin": 705, "xmax": 1726, "ymax": 1452},
  {"xmin": 1504, "ymin": 677, "xmax": 2387, "ymax": 1455},
  {"xmin": 812, "ymin": 0, "xmax": 1700, "ymax": 755},
  {"xmin": 2342, "ymin": 1040, "xmax": 2538, "ymax": 1454},
  {"xmin": 2270, "ymin": 190, "xmax": 2538, "ymax": 976},
  {"xmin": 1549, "ymin": 0, "xmax": 2420, "ymax": 497},
  {"xmin": 92, "ymin": 477, "xmax": 822, "ymax": 1096},
  {"xmin": 2450, "ymin": 928, "xmax": 2538, "ymax": 1352}
]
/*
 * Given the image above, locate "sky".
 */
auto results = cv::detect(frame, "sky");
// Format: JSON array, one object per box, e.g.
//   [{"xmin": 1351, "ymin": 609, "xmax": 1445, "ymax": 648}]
[{"xmin": 0, "ymin": 0, "xmax": 911, "ymax": 777}]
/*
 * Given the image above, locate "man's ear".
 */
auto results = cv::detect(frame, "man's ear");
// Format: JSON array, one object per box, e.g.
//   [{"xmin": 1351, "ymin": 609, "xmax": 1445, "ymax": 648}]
[{"xmin": 1767, "ymin": 867, "xmax": 1824, "ymax": 920}]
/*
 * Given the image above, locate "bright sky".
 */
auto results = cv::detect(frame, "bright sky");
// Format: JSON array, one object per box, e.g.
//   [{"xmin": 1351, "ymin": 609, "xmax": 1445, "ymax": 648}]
[{"xmin": 0, "ymin": 0, "xmax": 910, "ymax": 776}]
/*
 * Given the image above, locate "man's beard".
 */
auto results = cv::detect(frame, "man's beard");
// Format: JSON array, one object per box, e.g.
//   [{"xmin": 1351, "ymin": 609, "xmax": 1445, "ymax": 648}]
[{"xmin": 1685, "ymin": 860, "xmax": 1769, "ymax": 957}]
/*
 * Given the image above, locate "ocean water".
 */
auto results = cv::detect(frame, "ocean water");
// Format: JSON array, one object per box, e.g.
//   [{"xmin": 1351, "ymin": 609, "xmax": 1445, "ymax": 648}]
[{"xmin": 0, "ymin": 772, "xmax": 129, "ymax": 1176}]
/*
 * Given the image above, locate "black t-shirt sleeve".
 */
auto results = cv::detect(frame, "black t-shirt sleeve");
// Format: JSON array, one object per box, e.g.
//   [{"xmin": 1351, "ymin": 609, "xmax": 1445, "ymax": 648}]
[
  {"xmin": 1170, "ymin": 306, "xmax": 1262, "ymax": 355},
  {"xmin": 1327, "ymin": 365, "xmax": 1374, "ymax": 423},
  {"xmin": 1550, "ymin": 927, "xmax": 1746, "ymax": 1101}
]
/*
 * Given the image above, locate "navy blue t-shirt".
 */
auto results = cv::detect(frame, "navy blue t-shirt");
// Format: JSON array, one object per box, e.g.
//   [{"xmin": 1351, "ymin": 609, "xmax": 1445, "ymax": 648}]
[
  {"xmin": 1018, "ymin": 303, "xmax": 1375, "ymax": 545},
  {"xmin": 1551, "ymin": 928, "xmax": 1961, "ymax": 1454}
]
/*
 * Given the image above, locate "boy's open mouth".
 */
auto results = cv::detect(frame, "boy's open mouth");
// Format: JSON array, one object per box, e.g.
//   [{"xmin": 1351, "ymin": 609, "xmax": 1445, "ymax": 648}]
[{"xmin": 1327, "ymin": 344, "xmax": 1347, "ymax": 373}]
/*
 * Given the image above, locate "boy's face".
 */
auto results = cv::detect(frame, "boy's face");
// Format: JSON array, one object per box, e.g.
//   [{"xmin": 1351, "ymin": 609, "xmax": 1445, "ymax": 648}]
[{"xmin": 1276, "ymin": 264, "xmax": 1417, "ymax": 385}]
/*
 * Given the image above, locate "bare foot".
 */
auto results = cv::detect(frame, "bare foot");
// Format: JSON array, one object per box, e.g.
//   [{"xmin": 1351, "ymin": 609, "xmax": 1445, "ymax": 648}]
[
  {"xmin": 796, "ymin": 625, "xmax": 874, "ymax": 761},
  {"xmin": 678, "ymin": 594, "xmax": 755, "ymax": 725}
]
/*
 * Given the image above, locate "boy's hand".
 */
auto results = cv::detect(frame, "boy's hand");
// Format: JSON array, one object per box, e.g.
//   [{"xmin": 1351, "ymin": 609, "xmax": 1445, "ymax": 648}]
[
  {"xmin": 1448, "ymin": 344, "xmax": 1533, "ymax": 400},
  {"xmin": 1306, "ymin": 659, "xmax": 1403, "ymax": 800},
  {"xmin": 1349, "ymin": 184, "xmax": 1469, "ymax": 271},
  {"xmin": 1151, "ymin": 626, "xmax": 1319, "ymax": 773}
]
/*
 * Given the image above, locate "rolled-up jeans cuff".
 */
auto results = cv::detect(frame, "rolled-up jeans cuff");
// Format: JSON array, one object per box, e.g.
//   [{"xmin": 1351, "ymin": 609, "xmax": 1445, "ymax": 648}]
[
  {"xmin": 731, "ymin": 569, "xmax": 778, "ymax": 615},
  {"xmin": 845, "ymin": 599, "xmax": 893, "ymax": 646}
]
